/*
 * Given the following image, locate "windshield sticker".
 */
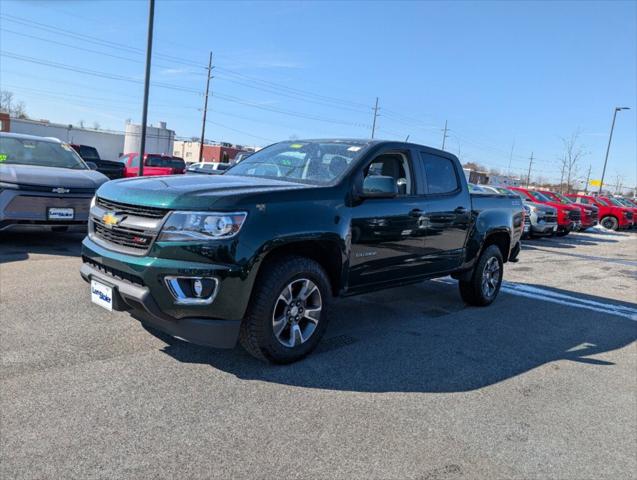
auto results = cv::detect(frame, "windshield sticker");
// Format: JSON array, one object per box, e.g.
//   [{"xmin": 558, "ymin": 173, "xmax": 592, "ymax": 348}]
[
  {"xmin": 289, "ymin": 143, "xmax": 304, "ymax": 149},
  {"xmin": 0, "ymin": 154, "xmax": 6, "ymax": 162},
  {"xmin": 347, "ymin": 146, "xmax": 362, "ymax": 152}
]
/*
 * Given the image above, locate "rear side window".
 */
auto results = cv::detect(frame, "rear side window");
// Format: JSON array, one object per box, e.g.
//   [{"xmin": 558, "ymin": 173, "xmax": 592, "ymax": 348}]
[
  {"xmin": 419, "ymin": 153, "xmax": 459, "ymax": 194},
  {"xmin": 79, "ymin": 146, "xmax": 99, "ymax": 161}
]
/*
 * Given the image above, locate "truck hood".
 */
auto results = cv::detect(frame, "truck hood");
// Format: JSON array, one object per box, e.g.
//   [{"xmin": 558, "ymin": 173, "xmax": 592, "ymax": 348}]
[
  {"xmin": 527, "ymin": 202, "xmax": 556, "ymax": 215},
  {"xmin": 96, "ymin": 173, "xmax": 308, "ymax": 209},
  {"xmin": 0, "ymin": 164, "xmax": 108, "ymax": 188}
]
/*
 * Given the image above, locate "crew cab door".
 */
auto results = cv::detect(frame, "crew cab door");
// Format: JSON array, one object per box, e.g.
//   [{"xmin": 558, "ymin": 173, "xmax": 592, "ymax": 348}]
[
  {"xmin": 348, "ymin": 149, "xmax": 430, "ymax": 288},
  {"xmin": 413, "ymin": 149, "xmax": 471, "ymax": 273}
]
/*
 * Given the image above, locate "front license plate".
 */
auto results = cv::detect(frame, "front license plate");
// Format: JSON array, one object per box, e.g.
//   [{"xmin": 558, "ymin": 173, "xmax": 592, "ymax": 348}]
[
  {"xmin": 48, "ymin": 207, "xmax": 74, "ymax": 220},
  {"xmin": 91, "ymin": 280, "xmax": 113, "ymax": 311}
]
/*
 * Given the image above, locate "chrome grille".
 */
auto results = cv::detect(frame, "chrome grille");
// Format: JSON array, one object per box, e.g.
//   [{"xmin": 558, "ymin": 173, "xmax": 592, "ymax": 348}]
[
  {"xmin": 93, "ymin": 220, "xmax": 154, "ymax": 251},
  {"xmin": 96, "ymin": 197, "xmax": 168, "ymax": 219}
]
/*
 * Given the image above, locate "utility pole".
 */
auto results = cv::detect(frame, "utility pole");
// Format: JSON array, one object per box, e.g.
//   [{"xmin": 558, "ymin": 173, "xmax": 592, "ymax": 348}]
[
  {"xmin": 199, "ymin": 51, "xmax": 213, "ymax": 163},
  {"xmin": 526, "ymin": 152, "xmax": 534, "ymax": 188},
  {"xmin": 599, "ymin": 106, "xmax": 630, "ymax": 193},
  {"xmin": 138, "ymin": 0, "xmax": 155, "ymax": 177},
  {"xmin": 559, "ymin": 159, "xmax": 566, "ymax": 193},
  {"xmin": 583, "ymin": 164, "xmax": 592, "ymax": 193},
  {"xmin": 441, "ymin": 120, "xmax": 449, "ymax": 150},
  {"xmin": 371, "ymin": 97, "xmax": 379, "ymax": 139}
]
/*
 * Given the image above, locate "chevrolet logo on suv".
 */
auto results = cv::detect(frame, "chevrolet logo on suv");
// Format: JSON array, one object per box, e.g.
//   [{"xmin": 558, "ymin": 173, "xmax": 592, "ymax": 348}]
[
  {"xmin": 102, "ymin": 212, "xmax": 125, "ymax": 228},
  {"xmin": 52, "ymin": 187, "xmax": 70, "ymax": 194}
]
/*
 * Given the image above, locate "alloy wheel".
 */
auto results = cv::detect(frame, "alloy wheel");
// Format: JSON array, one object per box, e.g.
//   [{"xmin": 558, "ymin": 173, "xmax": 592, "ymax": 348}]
[
  {"xmin": 272, "ymin": 278, "xmax": 322, "ymax": 348},
  {"xmin": 481, "ymin": 256, "xmax": 501, "ymax": 298}
]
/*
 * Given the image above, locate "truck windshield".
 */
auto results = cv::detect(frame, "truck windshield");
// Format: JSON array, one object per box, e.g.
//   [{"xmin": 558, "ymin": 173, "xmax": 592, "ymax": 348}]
[
  {"xmin": 551, "ymin": 192, "xmax": 573, "ymax": 204},
  {"xmin": 0, "ymin": 137, "xmax": 87, "ymax": 170},
  {"xmin": 528, "ymin": 191, "xmax": 552, "ymax": 202},
  {"xmin": 225, "ymin": 140, "xmax": 368, "ymax": 184}
]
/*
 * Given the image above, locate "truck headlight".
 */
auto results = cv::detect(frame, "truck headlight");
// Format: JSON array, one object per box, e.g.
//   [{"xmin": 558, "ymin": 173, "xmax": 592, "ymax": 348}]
[{"xmin": 158, "ymin": 211, "xmax": 247, "ymax": 241}]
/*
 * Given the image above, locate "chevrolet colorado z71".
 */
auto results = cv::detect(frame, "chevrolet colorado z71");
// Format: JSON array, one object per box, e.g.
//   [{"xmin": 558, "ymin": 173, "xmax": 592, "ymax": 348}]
[{"xmin": 80, "ymin": 139, "xmax": 524, "ymax": 363}]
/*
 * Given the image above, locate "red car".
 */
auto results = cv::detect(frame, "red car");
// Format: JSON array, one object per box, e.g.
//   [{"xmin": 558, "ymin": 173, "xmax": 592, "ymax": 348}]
[
  {"xmin": 539, "ymin": 190, "xmax": 598, "ymax": 229},
  {"xmin": 599, "ymin": 196, "xmax": 636, "ymax": 229},
  {"xmin": 118, "ymin": 153, "xmax": 186, "ymax": 177},
  {"xmin": 566, "ymin": 194, "xmax": 633, "ymax": 230},
  {"xmin": 509, "ymin": 187, "xmax": 579, "ymax": 236}
]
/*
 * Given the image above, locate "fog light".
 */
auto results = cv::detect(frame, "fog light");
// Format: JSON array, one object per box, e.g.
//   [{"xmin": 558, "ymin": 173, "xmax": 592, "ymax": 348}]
[
  {"xmin": 164, "ymin": 276, "xmax": 219, "ymax": 305},
  {"xmin": 193, "ymin": 279, "xmax": 203, "ymax": 297}
]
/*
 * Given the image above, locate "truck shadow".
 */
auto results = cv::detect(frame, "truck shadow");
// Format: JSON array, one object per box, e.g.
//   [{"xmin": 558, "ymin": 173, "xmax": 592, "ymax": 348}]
[
  {"xmin": 0, "ymin": 231, "xmax": 84, "ymax": 264},
  {"xmin": 148, "ymin": 281, "xmax": 637, "ymax": 393}
]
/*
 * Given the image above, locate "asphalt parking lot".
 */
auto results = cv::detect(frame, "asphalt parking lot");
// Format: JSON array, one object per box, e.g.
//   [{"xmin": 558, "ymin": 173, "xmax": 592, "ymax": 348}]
[{"xmin": 1, "ymin": 229, "xmax": 636, "ymax": 479}]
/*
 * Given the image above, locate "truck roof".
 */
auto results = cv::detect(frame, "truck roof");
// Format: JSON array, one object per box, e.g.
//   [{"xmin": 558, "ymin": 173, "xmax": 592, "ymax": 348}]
[{"xmin": 0, "ymin": 132, "xmax": 62, "ymax": 143}]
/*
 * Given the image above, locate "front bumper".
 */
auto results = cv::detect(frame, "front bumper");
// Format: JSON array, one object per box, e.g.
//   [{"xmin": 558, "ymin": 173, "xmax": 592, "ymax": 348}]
[
  {"xmin": 530, "ymin": 222, "xmax": 557, "ymax": 236},
  {"xmin": 0, "ymin": 189, "xmax": 92, "ymax": 231},
  {"xmin": 80, "ymin": 237, "xmax": 253, "ymax": 348}
]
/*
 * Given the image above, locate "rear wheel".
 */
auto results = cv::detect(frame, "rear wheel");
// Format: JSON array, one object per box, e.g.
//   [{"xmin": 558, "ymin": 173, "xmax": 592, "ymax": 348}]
[
  {"xmin": 601, "ymin": 216, "xmax": 619, "ymax": 231},
  {"xmin": 459, "ymin": 244, "xmax": 503, "ymax": 306},
  {"xmin": 239, "ymin": 256, "xmax": 331, "ymax": 363}
]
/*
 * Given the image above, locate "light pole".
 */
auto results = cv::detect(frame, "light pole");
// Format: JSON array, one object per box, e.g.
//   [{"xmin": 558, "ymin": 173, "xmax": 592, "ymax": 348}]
[
  {"xmin": 138, "ymin": 0, "xmax": 155, "ymax": 177},
  {"xmin": 599, "ymin": 106, "xmax": 630, "ymax": 193}
]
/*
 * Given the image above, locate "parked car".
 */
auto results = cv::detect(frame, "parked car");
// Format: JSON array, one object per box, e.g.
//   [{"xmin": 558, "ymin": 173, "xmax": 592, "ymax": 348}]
[
  {"xmin": 615, "ymin": 197, "xmax": 637, "ymax": 222},
  {"xmin": 509, "ymin": 186, "xmax": 579, "ymax": 236},
  {"xmin": 539, "ymin": 190, "xmax": 598, "ymax": 230},
  {"xmin": 566, "ymin": 194, "xmax": 632, "ymax": 230},
  {"xmin": 70, "ymin": 144, "xmax": 125, "ymax": 180},
  {"xmin": 118, "ymin": 153, "xmax": 186, "ymax": 177},
  {"xmin": 81, "ymin": 139, "xmax": 524, "ymax": 363},
  {"xmin": 500, "ymin": 187, "xmax": 558, "ymax": 238},
  {"xmin": 186, "ymin": 162, "xmax": 231, "ymax": 175},
  {"xmin": 0, "ymin": 133, "xmax": 108, "ymax": 232},
  {"xmin": 598, "ymin": 196, "xmax": 635, "ymax": 228}
]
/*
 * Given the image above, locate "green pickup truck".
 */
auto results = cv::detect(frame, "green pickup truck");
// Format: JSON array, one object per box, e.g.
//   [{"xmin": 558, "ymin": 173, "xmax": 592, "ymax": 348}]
[{"xmin": 81, "ymin": 139, "xmax": 524, "ymax": 363}]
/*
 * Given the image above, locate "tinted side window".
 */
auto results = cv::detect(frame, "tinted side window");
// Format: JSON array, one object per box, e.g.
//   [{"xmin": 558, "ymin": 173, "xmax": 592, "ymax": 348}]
[{"xmin": 419, "ymin": 153, "xmax": 459, "ymax": 194}]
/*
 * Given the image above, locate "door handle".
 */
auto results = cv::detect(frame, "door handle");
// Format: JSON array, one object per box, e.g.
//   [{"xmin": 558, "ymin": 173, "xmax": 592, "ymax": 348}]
[
  {"xmin": 454, "ymin": 206, "xmax": 467, "ymax": 214},
  {"xmin": 409, "ymin": 208, "xmax": 424, "ymax": 217}
]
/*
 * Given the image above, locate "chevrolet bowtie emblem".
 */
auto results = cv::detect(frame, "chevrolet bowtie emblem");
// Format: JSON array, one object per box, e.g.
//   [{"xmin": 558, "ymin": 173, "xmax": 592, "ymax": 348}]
[
  {"xmin": 52, "ymin": 187, "xmax": 70, "ymax": 194},
  {"xmin": 102, "ymin": 212, "xmax": 124, "ymax": 227}
]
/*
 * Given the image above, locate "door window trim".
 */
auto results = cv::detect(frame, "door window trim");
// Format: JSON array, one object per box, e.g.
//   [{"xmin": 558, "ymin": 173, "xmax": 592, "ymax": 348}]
[
  {"xmin": 416, "ymin": 149, "xmax": 463, "ymax": 197},
  {"xmin": 358, "ymin": 148, "xmax": 419, "ymax": 198}
]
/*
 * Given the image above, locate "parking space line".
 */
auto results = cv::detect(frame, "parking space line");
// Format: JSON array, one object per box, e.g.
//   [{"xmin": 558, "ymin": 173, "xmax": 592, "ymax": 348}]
[{"xmin": 434, "ymin": 278, "xmax": 637, "ymax": 321}]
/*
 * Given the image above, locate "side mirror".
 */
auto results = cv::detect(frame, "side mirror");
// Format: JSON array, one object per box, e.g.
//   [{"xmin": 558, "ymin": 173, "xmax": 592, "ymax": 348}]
[
  {"xmin": 86, "ymin": 161, "xmax": 98, "ymax": 170},
  {"xmin": 361, "ymin": 175, "xmax": 398, "ymax": 199}
]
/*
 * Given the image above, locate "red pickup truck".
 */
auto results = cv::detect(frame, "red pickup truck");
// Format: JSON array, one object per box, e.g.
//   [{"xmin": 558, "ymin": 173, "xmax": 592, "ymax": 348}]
[
  {"xmin": 509, "ymin": 186, "xmax": 579, "ymax": 236},
  {"xmin": 566, "ymin": 194, "xmax": 633, "ymax": 230},
  {"xmin": 539, "ymin": 190, "xmax": 598, "ymax": 229},
  {"xmin": 118, "ymin": 153, "xmax": 186, "ymax": 177}
]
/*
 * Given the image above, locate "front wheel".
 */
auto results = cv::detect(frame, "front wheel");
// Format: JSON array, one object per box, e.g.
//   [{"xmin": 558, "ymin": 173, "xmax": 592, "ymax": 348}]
[
  {"xmin": 601, "ymin": 216, "xmax": 619, "ymax": 231},
  {"xmin": 459, "ymin": 244, "xmax": 504, "ymax": 306},
  {"xmin": 239, "ymin": 256, "xmax": 332, "ymax": 363},
  {"xmin": 555, "ymin": 230, "xmax": 569, "ymax": 237}
]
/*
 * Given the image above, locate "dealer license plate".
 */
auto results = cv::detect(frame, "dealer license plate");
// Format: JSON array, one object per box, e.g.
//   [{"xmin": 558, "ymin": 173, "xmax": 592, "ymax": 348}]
[
  {"xmin": 48, "ymin": 207, "xmax": 74, "ymax": 220},
  {"xmin": 91, "ymin": 280, "xmax": 113, "ymax": 311}
]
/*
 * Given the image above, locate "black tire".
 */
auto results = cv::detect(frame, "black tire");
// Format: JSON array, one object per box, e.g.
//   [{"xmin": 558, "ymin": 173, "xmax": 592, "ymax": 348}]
[
  {"xmin": 555, "ymin": 230, "xmax": 569, "ymax": 237},
  {"xmin": 458, "ymin": 244, "xmax": 504, "ymax": 306},
  {"xmin": 239, "ymin": 255, "xmax": 332, "ymax": 364},
  {"xmin": 601, "ymin": 216, "xmax": 619, "ymax": 231}
]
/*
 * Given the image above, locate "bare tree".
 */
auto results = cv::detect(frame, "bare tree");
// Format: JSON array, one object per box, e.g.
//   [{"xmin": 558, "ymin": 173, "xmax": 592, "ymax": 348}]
[
  {"xmin": 488, "ymin": 167, "xmax": 502, "ymax": 176},
  {"xmin": 0, "ymin": 90, "xmax": 28, "ymax": 118},
  {"xmin": 559, "ymin": 131, "xmax": 587, "ymax": 194},
  {"xmin": 78, "ymin": 120, "xmax": 85, "ymax": 128}
]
